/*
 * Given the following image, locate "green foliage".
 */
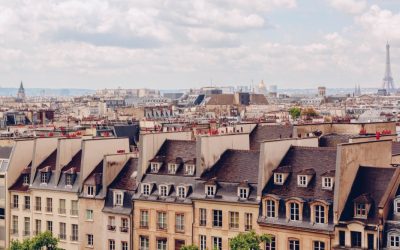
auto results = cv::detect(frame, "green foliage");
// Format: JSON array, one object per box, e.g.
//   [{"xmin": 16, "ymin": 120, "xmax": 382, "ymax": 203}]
[
  {"xmin": 289, "ymin": 107, "xmax": 301, "ymax": 120},
  {"xmin": 10, "ymin": 231, "xmax": 61, "ymax": 250},
  {"xmin": 229, "ymin": 231, "xmax": 271, "ymax": 250},
  {"xmin": 301, "ymin": 107, "xmax": 318, "ymax": 117},
  {"xmin": 180, "ymin": 245, "xmax": 199, "ymax": 250}
]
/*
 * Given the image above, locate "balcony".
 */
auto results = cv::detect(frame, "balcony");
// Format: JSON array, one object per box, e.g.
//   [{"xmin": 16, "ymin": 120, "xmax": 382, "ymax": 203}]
[
  {"xmin": 70, "ymin": 235, "xmax": 79, "ymax": 241},
  {"xmin": 58, "ymin": 234, "xmax": 66, "ymax": 240},
  {"xmin": 23, "ymin": 230, "xmax": 30, "ymax": 236},
  {"xmin": 45, "ymin": 207, "xmax": 53, "ymax": 213},
  {"xmin": 70, "ymin": 209, "xmax": 78, "ymax": 216},
  {"xmin": 58, "ymin": 208, "xmax": 66, "ymax": 214},
  {"xmin": 199, "ymin": 220, "xmax": 206, "ymax": 226},
  {"xmin": 120, "ymin": 226, "xmax": 129, "ymax": 233},
  {"xmin": 107, "ymin": 225, "xmax": 116, "ymax": 231}
]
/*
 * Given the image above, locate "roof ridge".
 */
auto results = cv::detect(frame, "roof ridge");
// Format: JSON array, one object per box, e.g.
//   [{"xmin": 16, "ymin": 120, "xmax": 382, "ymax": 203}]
[{"xmin": 291, "ymin": 146, "xmax": 336, "ymax": 151}]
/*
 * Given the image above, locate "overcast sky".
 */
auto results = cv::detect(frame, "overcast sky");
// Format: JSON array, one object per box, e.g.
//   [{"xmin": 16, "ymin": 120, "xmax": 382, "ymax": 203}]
[{"xmin": 0, "ymin": 0, "xmax": 399, "ymax": 90}]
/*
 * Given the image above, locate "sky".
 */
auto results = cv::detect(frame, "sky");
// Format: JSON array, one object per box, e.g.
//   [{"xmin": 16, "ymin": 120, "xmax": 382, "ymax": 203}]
[{"xmin": 0, "ymin": 0, "xmax": 399, "ymax": 90}]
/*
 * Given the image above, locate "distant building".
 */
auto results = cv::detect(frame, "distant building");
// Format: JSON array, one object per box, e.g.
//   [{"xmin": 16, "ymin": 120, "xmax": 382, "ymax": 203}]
[
  {"xmin": 318, "ymin": 86, "xmax": 326, "ymax": 97},
  {"xmin": 16, "ymin": 82, "xmax": 26, "ymax": 101}
]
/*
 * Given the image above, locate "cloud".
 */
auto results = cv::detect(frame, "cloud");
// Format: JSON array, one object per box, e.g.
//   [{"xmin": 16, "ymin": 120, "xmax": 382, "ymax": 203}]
[{"xmin": 328, "ymin": 0, "xmax": 367, "ymax": 14}]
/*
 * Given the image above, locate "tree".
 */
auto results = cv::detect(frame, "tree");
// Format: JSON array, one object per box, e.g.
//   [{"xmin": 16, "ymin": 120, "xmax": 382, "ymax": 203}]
[
  {"xmin": 10, "ymin": 231, "xmax": 61, "ymax": 250},
  {"xmin": 301, "ymin": 107, "xmax": 318, "ymax": 118},
  {"xmin": 288, "ymin": 107, "xmax": 301, "ymax": 120},
  {"xmin": 229, "ymin": 231, "xmax": 271, "ymax": 250},
  {"xmin": 180, "ymin": 245, "xmax": 199, "ymax": 250}
]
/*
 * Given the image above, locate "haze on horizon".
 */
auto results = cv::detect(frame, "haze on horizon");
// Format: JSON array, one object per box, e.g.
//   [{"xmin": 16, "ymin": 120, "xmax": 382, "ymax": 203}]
[{"xmin": 0, "ymin": 0, "xmax": 399, "ymax": 90}]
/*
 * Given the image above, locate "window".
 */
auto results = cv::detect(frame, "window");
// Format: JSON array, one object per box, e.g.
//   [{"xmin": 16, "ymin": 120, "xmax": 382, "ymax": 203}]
[
  {"xmin": 140, "ymin": 210, "xmax": 149, "ymax": 228},
  {"xmin": 109, "ymin": 239, "xmax": 115, "ymax": 250},
  {"xmin": 290, "ymin": 202, "xmax": 300, "ymax": 221},
  {"xmin": 274, "ymin": 173, "xmax": 283, "ymax": 184},
  {"xmin": 289, "ymin": 239, "xmax": 300, "ymax": 250},
  {"xmin": 24, "ymin": 217, "xmax": 30, "ymax": 236},
  {"xmin": 23, "ymin": 175, "xmax": 29, "ymax": 185},
  {"xmin": 35, "ymin": 196, "xmax": 41, "ymax": 211},
  {"xmin": 185, "ymin": 164, "xmax": 195, "ymax": 175},
  {"xmin": 157, "ymin": 211, "xmax": 167, "ymax": 230},
  {"xmin": 339, "ymin": 231, "xmax": 345, "ymax": 246},
  {"xmin": 297, "ymin": 175, "xmax": 307, "ymax": 187},
  {"xmin": 159, "ymin": 185, "xmax": 168, "ymax": 197},
  {"xmin": 238, "ymin": 188, "xmax": 248, "ymax": 199},
  {"xmin": 200, "ymin": 235, "xmax": 207, "ymax": 250},
  {"xmin": 47, "ymin": 221, "xmax": 53, "ymax": 233},
  {"xmin": 108, "ymin": 216, "xmax": 116, "ymax": 231},
  {"xmin": 59, "ymin": 223, "xmax": 66, "ymax": 240},
  {"xmin": 122, "ymin": 241, "xmax": 128, "ymax": 250},
  {"xmin": 177, "ymin": 186, "xmax": 186, "ymax": 198},
  {"xmin": 71, "ymin": 224, "xmax": 78, "ymax": 241},
  {"xmin": 66, "ymin": 174, "xmax": 73, "ymax": 186},
  {"xmin": 40, "ymin": 173, "xmax": 48, "ymax": 183},
  {"xmin": 86, "ymin": 209, "xmax": 93, "ymax": 220},
  {"xmin": 139, "ymin": 236, "xmax": 149, "ymax": 250},
  {"xmin": 114, "ymin": 192, "xmax": 123, "ymax": 206},
  {"xmin": 87, "ymin": 234, "xmax": 94, "ymax": 247},
  {"xmin": 12, "ymin": 216, "xmax": 18, "ymax": 234},
  {"xmin": 212, "ymin": 237, "xmax": 222, "ymax": 250},
  {"xmin": 168, "ymin": 163, "xmax": 177, "ymax": 174},
  {"xmin": 35, "ymin": 219, "xmax": 41, "ymax": 235},
  {"xmin": 87, "ymin": 185, "xmax": 94, "ymax": 196},
  {"xmin": 213, "ymin": 210, "xmax": 222, "ymax": 227},
  {"xmin": 12, "ymin": 195, "xmax": 19, "ymax": 208},
  {"xmin": 199, "ymin": 208, "xmax": 207, "ymax": 226},
  {"xmin": 245, "ymin": 213, "xmax": 253, "ymax": 231},
  {"xmin": 314, "ymin": 241, "xmax": 325, "ymax": 250},
  {"xmin": 315, "ymin": 205, "xmax": 325, "ymax": 224},
  {"xmin": 355, "ymin": 203, "xmax": 367, "ymax": 217},
  {"xmin": 142, "ymin": 184, "xmax": 150, "ymax": 195},
  {"xmin": 46, "ymin": 197, "xmax": 52, "ymax": 213},
  {"xmin": 59, "ymin": 199, "xmax": 66, "ymax": 214},
  {"xmin": 206, "ymin": 185, "xmax": 216, "ymax": 196},
  {"xmin": 351, "ymin": 231, "xmax": 362, "ymax": 247},
  {"xmin": 390, "ymin": 234, "xmax": 400, "ymax": 248},
  {"xmin": 150, "ymin": 162, "xmax": 159, "ymax": 173},
  {"xmin": 368, "ymin": 234, "xmax": 374, "ymax": 250},
  {"xmin": 71, "ymin": 200, "xmax": 78, "ymax": 216},
  {"xmin": 266, "ymin": 199, "xmax": 276, "ymax": 218},
  {"xmin": 229, "ymin": 211, "xmax": 239, "ymax": 229},
  {"xmin": 24, "ymin": 196, "xmax": 30, "ymax": 210},
  {"xmin": 395, "ymin": 200, "xmax": 400, "ymax": 214},
  {"xmin": 266, "ymin": 236, "xmax": 276, "ymax": 250},
  {"xmin": 157, "ymin": 238, "xmax": 167, "ymax": 250},
  {"xmin": 176, "ymin": 213, "xmax": 185, "ymax": 232},
  {"xmin": 322, "ymin": 177, "xmax": 333, "ymax": 190}
]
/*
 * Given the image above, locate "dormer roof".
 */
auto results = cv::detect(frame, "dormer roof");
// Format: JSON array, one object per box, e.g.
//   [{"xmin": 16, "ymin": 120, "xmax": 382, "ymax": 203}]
[
  {"xmin": 321, "ymin": 170, "xmax": 335, "ymax": 177},
  {"xmin": 353, "ymin": 193, "xmax": 373, "ymax": 204},
  {"xmin": 273, "ymin": 165, "xmax": 292, "ymax": 173},
  {"xmin": 298, "ymin": 168, "xmax": 316, "ymax": 176}
]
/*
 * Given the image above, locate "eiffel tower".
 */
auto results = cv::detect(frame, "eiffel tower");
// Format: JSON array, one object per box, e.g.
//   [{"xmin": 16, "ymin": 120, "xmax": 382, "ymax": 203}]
[{"xmin": 382, "ymin": 42, "xmax": 395, "ymax": 92}]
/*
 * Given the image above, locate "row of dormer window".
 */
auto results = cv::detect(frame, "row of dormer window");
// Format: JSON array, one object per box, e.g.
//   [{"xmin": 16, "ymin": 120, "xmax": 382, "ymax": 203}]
[
  {"xmin": 141, "ymin": 183, "xmax": 189, "ymax": 199},
  {"xmin": 149, "ymin": 162, "xmax": 195, "ymax": 175},
  {"xmin": 273, "ymin": 173, "xmax": 334, "ymax": 190},
  {"xmin": 205, "ymin": 184, "xmax": 250, "ymax": 200}
]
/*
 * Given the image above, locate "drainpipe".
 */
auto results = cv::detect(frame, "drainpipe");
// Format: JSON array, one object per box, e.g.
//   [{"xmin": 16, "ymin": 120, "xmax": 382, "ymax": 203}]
[{"xmin": 376, "ymin": 224, "xmax": 380, "ymax": 250}]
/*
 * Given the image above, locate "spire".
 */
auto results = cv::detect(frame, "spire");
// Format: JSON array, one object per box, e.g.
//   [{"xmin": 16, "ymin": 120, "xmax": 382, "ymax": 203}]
[{"xmin": 382, "ymin": 42, "xmax": 395, "ymax": 92}]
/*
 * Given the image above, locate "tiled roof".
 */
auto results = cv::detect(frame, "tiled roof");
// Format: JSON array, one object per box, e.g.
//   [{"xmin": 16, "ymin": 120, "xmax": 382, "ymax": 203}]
[
  {"xmin": 250, "ymin": 94, "xmax": 268, "ymax": 105},
  {"xmin": 62, "ymin": 150, "xmax": 82, "ymax": 173},
  {"xmin": 201, "ymin": 149, "xmax": 260, "ymax": 184},
  {"xmin": 319, "ymin": 134, "xmax": 352, "ymax": 147},
  {"xmin": 339, "ymin": 166, "xmax": 396, "ymax": 224},
  {"xmin": 264, "ymin": 146, "xmax": 337, "ymax": 200},
  {"xmin": 84, "ymin": 160, "xmax": 103, "ymax": 186},
  {"xmin": 109, "ymin": 158, "xmax": 138, "ymax": 191},
  {"xmin": 206, "ymin": 94, "xmax": 235, "ymax": 105},
  {"xmin": 249, "ymin": 124, "xmax": 293, "ymax": 150},
  {"xmin": 393, "ymin": 142, "xmax": 400, "ymax": 155},
  {"xmin": 157, "ymin": 140, "xmax": 196, "ymax": 163}
]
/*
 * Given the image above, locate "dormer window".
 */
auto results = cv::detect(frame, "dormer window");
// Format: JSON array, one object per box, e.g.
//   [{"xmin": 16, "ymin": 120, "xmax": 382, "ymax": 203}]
[
  {"xmin": 66, "ymin": 174, "xmax": 73, "ymax": 186},
  {"xmin": 114, "ymin": 191, "xmax": 123, "ymax": 206},
  {"xmin": 322, "ymin": 177, "xmax": 333, "ymax": 190},
  {"xmin": 274, "ymin": 173, "xmax": 283, "ymax": 185},
  {"xmin": 168, "ymin": 164, "xmax": 177, "ymax": 174},
  {"xmin": 41, "ymin": 173, "xmax": 48, "ymax": 183},
  {"xmin": 355, "ymin": 203, "xmax": 367, "ymax": 218},
  {"xmin": 87, "ymin": 185, "xmax": 95, "ymax": 196},
  {"xmin": 23, "ymin": 175, "xmax": 30, "ymax": 185},
  {"xmin": 394, "ymin": 199, "xmax": 400, "ymax": 214},
  {"xmin": 177, "ymin": 186, "xmax": 186, "ymax": 198},
  {"xmin": 297, "ymin": 175, "xmax": 308, "ymax": 187},
  {"xmin": 159, "ymin": 185, "xmax": 168, "ymax": 197},
  {"xmin": 142, "ymin": 184, "xmax": 150, "ymax": 196},
  {"xmin": 185, "ymin": 165, "xmax": 195, "ymax": 175},
  {"xmin": 238, "ymin": 187, "xmax": 249, "ymax": 199},
  {"xmin": 150, "ymin": 163, "xmax": 160, "ymax": 173},
  {"xmin": 205, "ymin": 185, "xmax": 216, "ymax": 196}
]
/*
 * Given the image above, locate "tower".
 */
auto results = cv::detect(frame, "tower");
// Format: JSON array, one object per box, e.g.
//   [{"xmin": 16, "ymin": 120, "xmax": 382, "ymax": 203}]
[
  {"xmin": 17, "ymin": 81, "xmax": 26, "ymax": 100},
  {"xmin": 382, "ymin": 42, "xmax": 395, "ymax": 93}
]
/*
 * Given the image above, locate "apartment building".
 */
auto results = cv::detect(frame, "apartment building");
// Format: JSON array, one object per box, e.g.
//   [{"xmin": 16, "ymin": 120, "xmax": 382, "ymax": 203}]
[{"xmin": 0, "ymin": 141, "xmax": 13, "ymax": 249}]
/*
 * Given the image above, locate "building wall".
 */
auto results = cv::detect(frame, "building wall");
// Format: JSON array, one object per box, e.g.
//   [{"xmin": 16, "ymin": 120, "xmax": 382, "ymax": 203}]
[
  {"xmin": 79, "ymin": 198, "xmax": 105, "ymax": 250},
  {"xmin": 102, "ymin": 212, "xmax": 131, "ymax": 250}
]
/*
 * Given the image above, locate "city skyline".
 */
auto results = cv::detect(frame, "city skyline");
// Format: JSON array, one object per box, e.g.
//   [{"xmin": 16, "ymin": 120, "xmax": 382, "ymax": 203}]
[{"xmin": 0, "ymin": 0, "xmax": 399, "ymax": 89}]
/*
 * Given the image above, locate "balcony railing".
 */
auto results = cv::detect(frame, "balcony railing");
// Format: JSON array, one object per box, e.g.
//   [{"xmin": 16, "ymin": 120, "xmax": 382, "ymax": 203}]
[
  {"xmin": 120, "ymin": 226, "xmax": 129, "ymax": 233},
  {"xmin": 59, "ymin": 234, "xmax": 66, "ymax": 240},
  {"xmin": 140, "ymin": 221, "xmax": 148, "ymax": 229},
  {"xmin": 107, "ymin": 225, "xmax": 116, "ymax": 231},
  {"xmin": 229, "ymin": 223, "xmax": 239, "ymax": 229},
  {"xmin": 45, "ymin": 207, "xmax": 53, "ymax": 213},
  {"xmin": 245, "ymin": 224, "xmax": 252, "ymax": 231},
  {"xmin": 175, "ymin": 225, "xmax": 185, "ymax": 232},
  {"xmin": 70, "ymin": 209, "xmax": 78, "ymax": 216},
  {"xmin": 70, "ymin": 235, "xmax": 79, "ymax": 241},
  {"xmin": 58, "ymin": 208, "xmax": 66, "ymax": 214},
  {"xmin": 199, "ymin": 220, "xmax": 206, "ymax": 226}
]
